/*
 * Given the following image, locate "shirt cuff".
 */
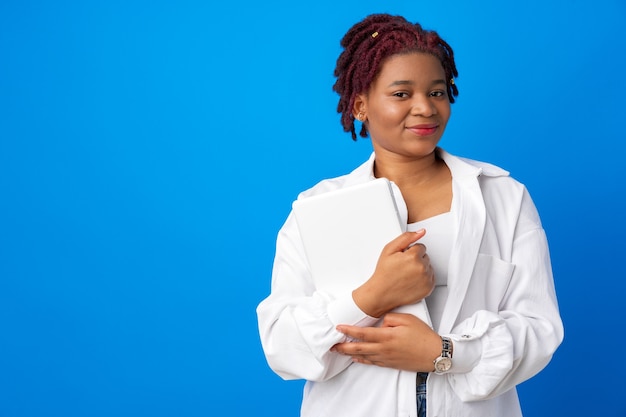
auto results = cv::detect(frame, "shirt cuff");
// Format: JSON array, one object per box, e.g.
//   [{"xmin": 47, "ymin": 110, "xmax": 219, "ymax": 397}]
[
  {"xmin": 327, "ymin": 294, "xmax": 379, "ymax": 327},
  {"xmin": 446, "ymin": 333, "xmax": 482, "ymax": 374}
]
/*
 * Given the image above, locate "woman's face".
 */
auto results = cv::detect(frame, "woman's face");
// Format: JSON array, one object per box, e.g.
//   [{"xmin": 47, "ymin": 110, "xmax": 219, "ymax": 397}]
[{"xmin": 355, "ymin": 52, "xmax": 451, "ymax": 160}]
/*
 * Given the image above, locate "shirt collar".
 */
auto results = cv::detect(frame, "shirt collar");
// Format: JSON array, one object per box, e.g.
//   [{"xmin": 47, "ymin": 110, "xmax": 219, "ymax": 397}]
[{"xmin": 350, "ymin": 148, "xmax": 510, "ymax": 182}]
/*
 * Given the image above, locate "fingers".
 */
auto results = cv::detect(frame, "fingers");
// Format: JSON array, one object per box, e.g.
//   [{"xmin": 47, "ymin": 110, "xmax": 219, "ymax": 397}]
[
  {"xmin": 380, "ymin": 312, "xmax": 414, "ymax": 327},
  {"xmin": 332, "ymin": 314, "xmax": 440, "ymax": 371},
  {"xmin": 331, "ymin": 340, "xmax": 379, "ymax": 356},
  {"xmin": 381, "ymin": 312, "xmax": 432, "ymax": 331},
  {"xmin": 335, "ymin": 324, "xmax": 385, "ymax": 342},
  {"xmin": 382, "ymin": 229, "xmax": 426, "ymax": 254},
  {"xmin": 336, "ymin": 313, "xmax": 419, "ymax": 339},
  {"xmin": 331, "ymin": 325, "xmax": 374, "ymax": 355},
  {"xmin": 405, "ymin": 242, "xmax": 428, "ymax": 258},
  {"xmin": 330, "ymin": 343, "xmax": 384, "ymax": 367}
]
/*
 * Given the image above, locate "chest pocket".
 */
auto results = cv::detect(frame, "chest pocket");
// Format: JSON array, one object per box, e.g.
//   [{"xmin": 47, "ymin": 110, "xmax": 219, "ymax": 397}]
[{"xmin": 464, "ymin": 254, "xmax": 515, "ymax": 312}]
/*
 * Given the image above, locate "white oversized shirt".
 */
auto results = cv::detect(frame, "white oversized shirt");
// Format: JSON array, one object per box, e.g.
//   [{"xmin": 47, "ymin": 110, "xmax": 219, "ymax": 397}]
[{"xmin": 257, "ymin": 149, "xmax": 563, "ymax": 417}]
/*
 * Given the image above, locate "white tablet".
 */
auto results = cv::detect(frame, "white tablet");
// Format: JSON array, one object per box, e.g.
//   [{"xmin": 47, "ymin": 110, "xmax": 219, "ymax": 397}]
[{"xmin": 292, "ymin": 178, "xmax": 431, "ymax": 325}]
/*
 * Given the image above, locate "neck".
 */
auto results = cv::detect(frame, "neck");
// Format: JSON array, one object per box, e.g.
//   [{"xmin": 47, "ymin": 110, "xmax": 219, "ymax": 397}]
[{"xmin": 373, "ymin": 149, "xmax": 443, "ymax": 187}]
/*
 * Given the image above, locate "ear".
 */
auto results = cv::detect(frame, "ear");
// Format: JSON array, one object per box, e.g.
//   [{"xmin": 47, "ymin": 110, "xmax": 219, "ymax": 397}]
[{"xmin": 352, "ymin": 94, "xmax": 367, "ymax": 120}]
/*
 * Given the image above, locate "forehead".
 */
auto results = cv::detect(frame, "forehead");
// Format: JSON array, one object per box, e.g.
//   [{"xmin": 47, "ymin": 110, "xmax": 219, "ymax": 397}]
[{"xmin": 373, "ymin": 52, "xmax": 446, "ymax": 85}]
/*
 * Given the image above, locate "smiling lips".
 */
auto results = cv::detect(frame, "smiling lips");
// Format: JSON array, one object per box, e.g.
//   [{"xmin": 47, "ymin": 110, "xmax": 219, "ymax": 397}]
[{"xmin": 407, "ymin": 123, "xmax": 438, "ymax": 136}]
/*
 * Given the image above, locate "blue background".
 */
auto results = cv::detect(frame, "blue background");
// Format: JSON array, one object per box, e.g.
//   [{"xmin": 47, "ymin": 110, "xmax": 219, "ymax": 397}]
[{"xmin": 1, "ymin": 0, "xmax": 624, "ymax": 416}]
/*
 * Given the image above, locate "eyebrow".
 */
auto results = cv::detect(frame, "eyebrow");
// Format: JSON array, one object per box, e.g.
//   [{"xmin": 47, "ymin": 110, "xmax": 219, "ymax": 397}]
[{"xmin": 387, "ymin": 79, "xmax": 447, "ymax": 87}]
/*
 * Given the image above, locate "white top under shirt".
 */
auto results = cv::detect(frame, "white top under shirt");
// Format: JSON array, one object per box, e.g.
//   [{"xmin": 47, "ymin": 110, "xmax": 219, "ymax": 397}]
[{"xmin": 407, "ymin": 211, "xmax": 455, "ymax": 331}]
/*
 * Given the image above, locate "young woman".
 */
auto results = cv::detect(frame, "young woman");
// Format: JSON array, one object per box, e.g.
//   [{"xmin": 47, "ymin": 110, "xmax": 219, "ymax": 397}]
[{"xmin": 257, "ymin": 13, "xmax": 563, "ymax": 417}]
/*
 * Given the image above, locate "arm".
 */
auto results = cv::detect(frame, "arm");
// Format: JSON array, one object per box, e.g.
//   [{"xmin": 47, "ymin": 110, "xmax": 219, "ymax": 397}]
[
  {"xmin": 256, "ymin": 212, "xmax": 378, "ymax": 382},
  {"xmin": 331, "ymin": 187, "xmax": 564, "ymax": 401},
  {"xmin": 447, "ymin": 241, "xmax": 562, "ymax": 400},
  {"xmin": 443, "ymin": 187, "xmax": 563, "ymax": 401},
  {"xmin": 257, "ymin": 213, "xmax": 434, "ymax": 382}
]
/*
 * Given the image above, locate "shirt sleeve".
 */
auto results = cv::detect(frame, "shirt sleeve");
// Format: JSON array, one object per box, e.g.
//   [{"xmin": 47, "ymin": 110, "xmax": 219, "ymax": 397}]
[
  {"xmin": 444, "ymin": 188, "xmax": 564, "ymax": 402},
  {"xmin": 256, "ymin": 212, "xmax": 379, "ymax": 382}
]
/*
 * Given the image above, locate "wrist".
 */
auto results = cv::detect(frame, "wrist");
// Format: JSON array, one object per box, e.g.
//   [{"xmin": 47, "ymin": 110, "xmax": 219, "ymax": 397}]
[
  {"xmin": 352, "ymin": 283, "xmax": 392, "ymax": 318},
  {"xmin": 433, "ymin": 336, "xmax": 454, "ymax": 374}
]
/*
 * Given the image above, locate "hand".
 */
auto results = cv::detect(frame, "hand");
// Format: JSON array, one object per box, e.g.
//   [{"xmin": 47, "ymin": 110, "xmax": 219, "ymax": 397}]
[
  {"xmin": 353, "ymin": 230, "xmax": 435, "ymax": 318},
  {"xmin": 331, "ymin": 313, "xmax": 441, "ymax": 372}
]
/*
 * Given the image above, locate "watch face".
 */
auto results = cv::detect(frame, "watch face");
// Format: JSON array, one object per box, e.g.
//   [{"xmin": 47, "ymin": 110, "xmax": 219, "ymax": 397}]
[{"xmin": 435, "ymin": 357, "xmax": 452, "ymax": 373}]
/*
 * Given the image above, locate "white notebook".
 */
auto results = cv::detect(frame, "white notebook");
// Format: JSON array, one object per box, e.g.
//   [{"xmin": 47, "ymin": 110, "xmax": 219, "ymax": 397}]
[{"xmin": 292, "ymin": 178, "xmax": 431, "ymax": 326}]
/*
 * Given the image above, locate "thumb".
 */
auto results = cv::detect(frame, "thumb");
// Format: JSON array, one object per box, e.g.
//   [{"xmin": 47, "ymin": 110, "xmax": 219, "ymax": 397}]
[{"xmin": 382, "ymin": 229, "xmax": 426, "ymax": 254}]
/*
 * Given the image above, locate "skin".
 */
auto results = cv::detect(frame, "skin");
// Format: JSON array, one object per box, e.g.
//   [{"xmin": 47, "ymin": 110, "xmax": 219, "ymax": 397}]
[{"xmin": 331, "ymin": 52, "xmax": 454, "ymax": 373}]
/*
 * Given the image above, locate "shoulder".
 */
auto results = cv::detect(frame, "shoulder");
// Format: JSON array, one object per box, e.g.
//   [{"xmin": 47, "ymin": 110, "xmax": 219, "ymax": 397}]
[
  {"xmin": 439, "ymin": 148, "xmax": 510, "ymax": 179},
  {"xmin": 441, "ymin": 148, "xmax": 530, "ymax": 207},
  {"xmin": 442, "ymin": 150, "xmax": 544, "ymax": 232},
  {"xmin": 440, "ymin": 148, "xmax": 521, "ymax": 188},
  {"xmin": 297, "ymin": 153, "xmax": 375, "ymax": 199},
  {"xmin": 459, "ymin": 157, "xmax": 510, "ymax": 178},
  {"xmin": 298, "ymin": 175, "xmax": 351, "ymax": 199}
]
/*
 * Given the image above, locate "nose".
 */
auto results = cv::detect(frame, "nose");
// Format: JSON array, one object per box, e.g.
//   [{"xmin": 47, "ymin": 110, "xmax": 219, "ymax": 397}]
[{"xmin": 410, "ymin": 95, "xmax": 436, "ymax": 117}]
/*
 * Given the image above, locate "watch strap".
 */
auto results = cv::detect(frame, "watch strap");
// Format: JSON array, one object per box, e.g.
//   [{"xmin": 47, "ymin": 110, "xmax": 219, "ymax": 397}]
[{"xmin": 441, "ymin": 336, "xmax": 452, "ymax": 358}]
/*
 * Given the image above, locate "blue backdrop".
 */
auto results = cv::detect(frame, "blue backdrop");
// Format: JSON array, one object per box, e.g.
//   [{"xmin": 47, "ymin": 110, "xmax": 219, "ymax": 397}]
[{"xmin": 1, "ymin": 0, "xmax": 625, "ymax": 416}]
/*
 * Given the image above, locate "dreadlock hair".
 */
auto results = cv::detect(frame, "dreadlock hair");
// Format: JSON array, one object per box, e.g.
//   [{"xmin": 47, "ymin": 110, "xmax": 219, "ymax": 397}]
[{"xmin": 333, "ymin": 14, "xmax": 459, "ymax": 140}]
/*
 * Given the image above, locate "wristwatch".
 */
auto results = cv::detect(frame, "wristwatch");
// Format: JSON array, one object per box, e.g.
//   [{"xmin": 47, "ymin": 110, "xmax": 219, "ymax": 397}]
[{"xmin": 433, "ymin": 336, "xmax": 453, "ymax": 374}]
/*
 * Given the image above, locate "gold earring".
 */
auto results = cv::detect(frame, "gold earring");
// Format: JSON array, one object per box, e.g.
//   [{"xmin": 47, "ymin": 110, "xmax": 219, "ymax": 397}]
[{"xmin": 357, "ymin": 112, "xmax": 365, "ymax": 121}]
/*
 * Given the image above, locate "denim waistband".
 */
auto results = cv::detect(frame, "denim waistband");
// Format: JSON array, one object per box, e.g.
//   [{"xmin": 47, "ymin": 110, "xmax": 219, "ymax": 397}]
[{"xmin": 416, "ymin": 372, "xmax": 429, "ymax": 386}]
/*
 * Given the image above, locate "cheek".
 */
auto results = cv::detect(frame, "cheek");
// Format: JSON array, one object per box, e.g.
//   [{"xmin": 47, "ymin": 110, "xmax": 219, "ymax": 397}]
[
  {"xmin": 371, "ymin": 106, "xmax": 405, "ymax": 127},
  {"xmin": 439, "ymin": 104, "xmax": 451, "ymax": 124}
]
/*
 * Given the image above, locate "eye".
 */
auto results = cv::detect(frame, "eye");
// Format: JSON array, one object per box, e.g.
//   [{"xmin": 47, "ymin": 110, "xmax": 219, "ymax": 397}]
[
  {"xmin": 392, "ymin": 91, "xmax": 410, "ymax": 98},
  {"xmin": 430, "ymin": 90, "xmax": 447, "ymax": 98}
]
